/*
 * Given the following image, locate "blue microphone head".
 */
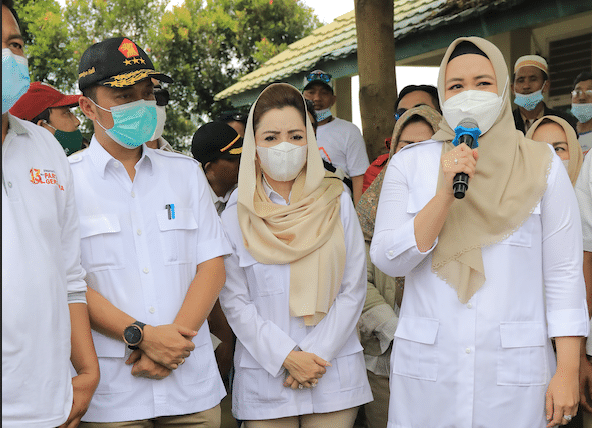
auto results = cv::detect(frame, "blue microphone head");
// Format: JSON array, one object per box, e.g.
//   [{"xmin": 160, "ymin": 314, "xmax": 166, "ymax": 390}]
[{"xmin": 452, "ymin": 118, "xmax": 481, "ymax": 148}]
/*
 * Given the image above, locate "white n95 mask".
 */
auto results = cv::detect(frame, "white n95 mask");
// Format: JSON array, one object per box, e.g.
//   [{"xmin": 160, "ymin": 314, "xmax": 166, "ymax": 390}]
[
  {"xmin": 442, "ymin": 80, "xmax": 508, "ymax": 134},
  {"xmin": 257, "ymin": 141, "xmax": 307, "ymax": 182}
]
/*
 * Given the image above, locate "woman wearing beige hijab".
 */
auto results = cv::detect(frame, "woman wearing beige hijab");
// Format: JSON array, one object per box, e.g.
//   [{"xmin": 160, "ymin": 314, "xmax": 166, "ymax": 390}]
[
  {"xmin": 526, "ymin": 115, "xmax": 584, "ymax": 186},
  {"xmin": 371, "ymin": 37, "xmax": 588, "ymax": 427},
  {"xmin": 219, "ymin": 83, "xmax": 372, "ymax": 427}
]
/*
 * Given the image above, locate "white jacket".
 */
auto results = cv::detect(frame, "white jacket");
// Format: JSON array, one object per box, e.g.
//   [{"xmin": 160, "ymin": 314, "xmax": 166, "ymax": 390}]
[
  {"xmin": 371, "ymin": 140, "xmax": 589, "ymax": 428},
  {"xmin": 220, "ymin": 185, "xmax": 373, "ymax": 420}
]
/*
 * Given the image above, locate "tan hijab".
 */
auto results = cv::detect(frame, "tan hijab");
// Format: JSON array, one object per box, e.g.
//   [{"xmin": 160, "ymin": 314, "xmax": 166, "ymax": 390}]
[
  {"xmin": 358, "ymin": 105, "xmax": 442, "ymax": 243},
  {"xmin": 431, "ymin": 37, "xmax": 553, "ymax": 303},
  {"xmin": 237, "ymin": 83, "xmax": 345, "ymax": 326},
  {"xmin": 525, "ymin": 115, "xmax": 583, "ymax": 186}
]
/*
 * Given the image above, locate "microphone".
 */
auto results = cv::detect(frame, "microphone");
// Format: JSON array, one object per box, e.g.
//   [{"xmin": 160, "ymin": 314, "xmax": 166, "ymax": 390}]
[{"xmin": 452, "ymin": 118, "xmax": 480, "ymax": 199}]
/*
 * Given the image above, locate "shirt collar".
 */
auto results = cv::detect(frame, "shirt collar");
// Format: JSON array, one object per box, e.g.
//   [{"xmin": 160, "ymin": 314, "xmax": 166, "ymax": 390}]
[
  {"xmin": 88, "ymin": 135, "xmax": 154, "ymax": 179},
  {"xmin": 7, "ymin": 114, "xmax": 29, "ymax": 136},
  {"xmin": 261, "ymin": 174, "xmax": 290, "ymax": 205}
]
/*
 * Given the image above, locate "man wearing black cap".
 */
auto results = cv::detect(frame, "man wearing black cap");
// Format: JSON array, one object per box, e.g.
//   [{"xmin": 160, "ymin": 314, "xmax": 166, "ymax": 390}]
[
  {"xmin": 192, "ymin": 121, "xmax": 243, "ymax": 215},
  {"xmin": 71, "ymin": 36, "xmax": 231, "ymax": 427},
  {"xmin": 302, "ymin": 69, "xmax": 369, "ymax": 205}
]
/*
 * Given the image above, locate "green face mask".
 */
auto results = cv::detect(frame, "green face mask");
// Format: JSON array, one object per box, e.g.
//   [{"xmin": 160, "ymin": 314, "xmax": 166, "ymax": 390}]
[{"xmin": 45, "ymin": 122, "xmax": 84, "ymax": 156}]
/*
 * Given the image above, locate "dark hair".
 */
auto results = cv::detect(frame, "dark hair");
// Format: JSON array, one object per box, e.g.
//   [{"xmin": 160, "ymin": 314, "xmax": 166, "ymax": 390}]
[
  {"xmin": 392, "ymin": 115, "xmax": 433, "ymax": 152},
  {"xmin": 31, "ymin": 109, "xmax": 51, "ymax": 125},
  {"xmin": 82, "ymin": 85, "xmax": 98, "ymax": 102},
  {"xmin": 2, "ymin": 0, "xmax": 21, "ymax": 32},
  {"xmin": 574, "ymin": 71, "xmax": 592, "ymax": 89},
  {"xmin": 253, "ymin": 84, "xmax": 306, "ymax": 131},
  {"xmin": 395, "ymin": 85, "xmax": 440, "ymax": 113}
]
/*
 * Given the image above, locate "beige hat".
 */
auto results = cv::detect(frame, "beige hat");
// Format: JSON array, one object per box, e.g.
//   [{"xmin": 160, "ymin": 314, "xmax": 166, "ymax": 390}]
[{"xmin": 514, "ymin": 55, "xmax": 549, "ymax": 75}]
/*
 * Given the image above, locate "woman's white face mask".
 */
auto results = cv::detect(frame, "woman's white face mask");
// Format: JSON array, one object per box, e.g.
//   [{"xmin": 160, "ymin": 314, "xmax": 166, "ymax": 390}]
[{"xmin": 257, "ymin": 142, "xmax": 307, "ymax": 182}]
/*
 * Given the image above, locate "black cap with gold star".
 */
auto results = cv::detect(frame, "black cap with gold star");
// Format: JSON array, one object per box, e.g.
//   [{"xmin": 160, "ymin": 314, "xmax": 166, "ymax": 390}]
[{"xmin": 78, "ymin": 37, "xmax": 173, "ymax": 91}]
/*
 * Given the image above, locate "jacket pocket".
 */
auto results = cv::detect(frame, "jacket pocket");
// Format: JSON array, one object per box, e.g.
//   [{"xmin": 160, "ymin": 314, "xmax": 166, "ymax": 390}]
[
  {"xmin": 92, "ymin": 332, "xmax": 132, "ymax": 395},
  {"xmin": 392, "ymin": 316, "xmax": 439, "ymax": 381},
  {"xmin": 237, "ymin": 349, "xmax": 288, "ymax": 403},
  {"xmin": 181, "ymin": 342, "xmax": 217, "ymax": 385},
  {"xmin": 246, "ymin": 264, "xmax": 284, "ymax": 297},
  {"xmin": 325, "ymin": 339, "xmax": 367, "ymax": 393},
  {"xmin": 497, "ymin": 207, "xmax": 539, "ymax": 247},
  {"xmin": 497, "ymin": 322, "xmax": 547, "ymax": 386},
  {"xmin": 79, "ymin": 214, "xmax": 125, "ymax": 272},
  {"xmin": 156, "ymin": 208, "xmax": 198, "ymax": 265}
]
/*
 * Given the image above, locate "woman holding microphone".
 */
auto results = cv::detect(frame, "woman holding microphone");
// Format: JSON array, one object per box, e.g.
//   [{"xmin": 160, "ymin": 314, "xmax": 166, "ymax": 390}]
[{"xmin": 371, "ymin": 37, "xmax": 588, "ymax": 428}]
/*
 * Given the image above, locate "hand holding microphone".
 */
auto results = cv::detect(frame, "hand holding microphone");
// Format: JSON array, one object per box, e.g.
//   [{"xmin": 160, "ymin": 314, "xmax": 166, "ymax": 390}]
[{"xmin": 441, "ymin": 118, "xmax": 480, "ymax": 199}]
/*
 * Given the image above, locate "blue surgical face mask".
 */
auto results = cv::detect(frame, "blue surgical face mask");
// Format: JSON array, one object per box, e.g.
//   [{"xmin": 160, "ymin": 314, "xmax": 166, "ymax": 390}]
[
  {"xmin": 514, "ymin": 87, "xmax": 544, "ymax": 111},
  {"xmin": 571, "ymin": 103, "xmax": 592, "ymax": 124},
  {"xmin": 315, "ymin": 108, "xmax": 332, "ymax": 122},
  {"xmin": 2, "ymin": 48, "xmax": 30, "ymax": 114},
  {"xmin": 91, "ymin": 98, "xmax": 157, "ymax": 149}
]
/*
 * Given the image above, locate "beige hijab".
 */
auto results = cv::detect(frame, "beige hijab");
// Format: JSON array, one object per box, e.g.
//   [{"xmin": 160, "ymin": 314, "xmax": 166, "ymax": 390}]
[
  {"xmin": 525, "ymin": 115, "xmax": 583, "ymax": 186},
  {"xmin": 237, "ymin": 83, "xmax": 345, "ymax": 326},
  {"xmin": 431, "ymin": 37, "xmax": 553, "ymax": 303}
]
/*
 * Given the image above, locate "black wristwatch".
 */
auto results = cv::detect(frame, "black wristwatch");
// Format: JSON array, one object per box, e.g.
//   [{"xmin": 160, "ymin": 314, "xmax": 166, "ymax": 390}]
[{"xmin": 123, "ymin": 321, "xmax": 146, "ymax": 350}]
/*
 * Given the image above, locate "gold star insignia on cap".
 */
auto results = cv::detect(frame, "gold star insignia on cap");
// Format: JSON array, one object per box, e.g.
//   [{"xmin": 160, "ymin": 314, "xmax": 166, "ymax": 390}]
[{"xmin": 124, "ymin": 59, "xmax": 133, "ymax": 66}]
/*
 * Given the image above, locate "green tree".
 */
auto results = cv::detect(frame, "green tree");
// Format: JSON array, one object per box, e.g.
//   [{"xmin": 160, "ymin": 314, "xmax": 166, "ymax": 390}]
[
  {"xmin": 14, "ymin": 0, "xmax": 78, "ymax": 91},
  {"xmin": 16, "ymin": 0, "xmax": 319, "ymax": 151},
  {"xmin": 152, "ymin": 0, "xmax": 320, "ymax": 148}
]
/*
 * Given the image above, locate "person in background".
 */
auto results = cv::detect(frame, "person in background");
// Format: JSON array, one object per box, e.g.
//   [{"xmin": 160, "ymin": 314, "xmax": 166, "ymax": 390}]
[
  {"xmin": 572, "ymin": 72, "xmax": 592, "ymax": 153},
  {"xmin": 10, "ymin": 81, "xmax": 84, "ymax": 155},
  {"xmin": 2, "ymin": 1, "xmax": 99, "ymax": 427},
  {"xmin": 357, "ymin": 105, "xmax": 441, "ymax": 428},
  {"xmin": 305, "ymin": 98, "xmax": 353, "ymax": 193},
  {"xmin": 576, "ymin": 152, "xmax": 592, "ymax": 428},
  {"xmin": 215, "ymin": 110, "xmax": 248, "ymax": 137},
  {"xmin": 362, "ymin": 84, "xmax": 440, "ymax": 194},
  {"xmin": 219, "ymin": 82, "xmax": 372, "ymax": 427},
  {"xmin": 302, "ymin": 69, "xmax": 369, "ymax": 205},
  {"xmin": 371, "ymin": 36, "xmax": 587, "ymax": 428},
  {"xmin": 72, "ymin": 36, "xmax": 230, "ymax": 427},
  {"xmin": 526, "ymin": 115, "xmax": 584, "ymax": 186},
  {"xmin": 191, "ymin": 121, "xmax": 242, "ymax": 216},
  {"xmin": 191, "ymin": 121, "xmax": 243, "ymax": 428},
  {"xmin": 512, "ymin": 54, "xmax": 577, "ymax": 134},
  {"xmin": 146, "ymin": 79, "xmax": 174, "ymax": 151}
]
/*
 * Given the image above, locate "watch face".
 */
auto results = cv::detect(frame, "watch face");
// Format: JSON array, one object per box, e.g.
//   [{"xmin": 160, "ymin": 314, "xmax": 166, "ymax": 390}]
[{"xmin": 124, "ymin": 325, "xmax": 142, "ymax": 346}]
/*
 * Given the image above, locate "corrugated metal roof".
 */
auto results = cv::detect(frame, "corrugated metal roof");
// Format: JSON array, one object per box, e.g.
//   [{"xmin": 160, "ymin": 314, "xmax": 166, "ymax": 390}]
[{"xmin": 214, "ymin": 0, "xmax": 516, "ymax": 101}]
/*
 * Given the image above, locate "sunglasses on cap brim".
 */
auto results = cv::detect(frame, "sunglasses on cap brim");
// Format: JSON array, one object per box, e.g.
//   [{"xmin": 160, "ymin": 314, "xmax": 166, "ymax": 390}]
[
  {"xmin": 306, "ymin": 72, "xmax": 332, "ymax": 84},
  {"xmin": 155, "ymin": 88, "xmax": 170, "ymax": 106}
]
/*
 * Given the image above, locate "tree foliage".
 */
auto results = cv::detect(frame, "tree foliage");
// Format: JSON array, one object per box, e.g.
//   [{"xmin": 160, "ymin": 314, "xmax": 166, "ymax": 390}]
[{"xmin": 15, "ymin": 0, "xmax": 320, "ymax": 151}]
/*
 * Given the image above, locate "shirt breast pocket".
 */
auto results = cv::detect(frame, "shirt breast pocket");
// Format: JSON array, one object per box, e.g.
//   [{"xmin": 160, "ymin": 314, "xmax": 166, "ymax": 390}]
[
  {"xmin": 157, "ymin": 208, "xmax": 198, "ymax": 265},
  {"xmin": 79, "ymin": 214, "xmax": 125, "ymax": 272},
  {"xmin": 497, "ymin": 205, "xmax": 540, "ymax": 248}
]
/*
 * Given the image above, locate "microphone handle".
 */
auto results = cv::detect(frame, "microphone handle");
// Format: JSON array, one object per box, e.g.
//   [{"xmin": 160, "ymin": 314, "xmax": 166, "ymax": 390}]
[
  {"xmin": 452, "ymin": 134, "xmax": 475, "ymax": 199},
  {"xmin": 453, "ymin": 172, "xmax": 469, "ymax": 199}
]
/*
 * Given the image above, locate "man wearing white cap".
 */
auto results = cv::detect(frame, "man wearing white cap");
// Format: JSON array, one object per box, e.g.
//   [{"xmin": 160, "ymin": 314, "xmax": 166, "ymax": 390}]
[{"xmin": 512, "ymin": 54, "xmax": 577, "ymax": 134}]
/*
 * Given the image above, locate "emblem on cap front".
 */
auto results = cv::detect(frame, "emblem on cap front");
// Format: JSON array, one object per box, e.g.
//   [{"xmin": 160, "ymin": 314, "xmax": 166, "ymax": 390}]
[{"xmin": 118, "ymin": 38, "xmax": 139, "ymax": 58}]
